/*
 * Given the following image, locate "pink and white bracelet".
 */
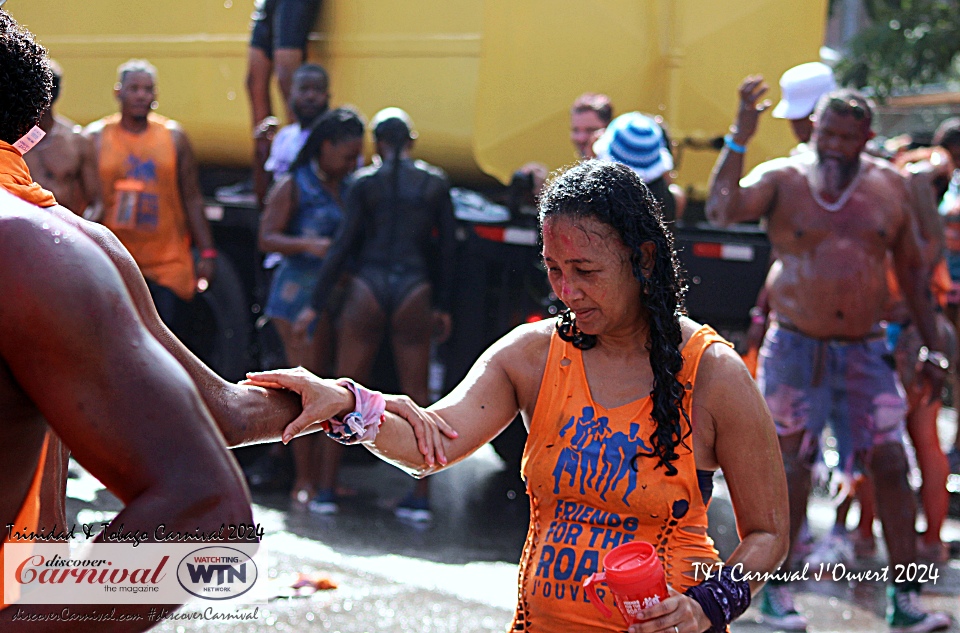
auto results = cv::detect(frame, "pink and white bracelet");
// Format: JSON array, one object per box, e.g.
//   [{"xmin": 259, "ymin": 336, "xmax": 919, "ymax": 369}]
[{"xmin": 323, "ymin": 378, "xmax": 386, "ymax": 444}]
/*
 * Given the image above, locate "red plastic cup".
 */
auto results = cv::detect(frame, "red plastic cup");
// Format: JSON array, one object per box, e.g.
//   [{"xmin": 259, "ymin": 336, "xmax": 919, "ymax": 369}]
[{"xmin": 583, "ymin": 541, "xmax": 669, "ymax": 624}]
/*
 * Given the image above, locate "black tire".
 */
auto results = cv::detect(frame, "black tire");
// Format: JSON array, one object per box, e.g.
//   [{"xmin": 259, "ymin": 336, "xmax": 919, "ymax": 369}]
[{"xmin": 181, "ymin": 252, "xmax": 253, "ymax": 382}]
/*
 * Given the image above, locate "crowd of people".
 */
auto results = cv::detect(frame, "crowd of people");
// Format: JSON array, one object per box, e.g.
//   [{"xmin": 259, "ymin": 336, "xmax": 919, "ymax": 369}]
[{"xmin": 3, "ymin": 5, "xmax": 960, "ymax": 632}]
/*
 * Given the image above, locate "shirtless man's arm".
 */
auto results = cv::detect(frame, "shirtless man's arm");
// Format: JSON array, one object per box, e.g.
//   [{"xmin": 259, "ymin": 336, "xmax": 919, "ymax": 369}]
[
  {"xmin": 706, "ymin": 76, "xmax": 780, "ymax": 226},
  {"xmin": 245, "ymin": 320, "xmax": 553, "ymax": 473},
  {"xmin": 889, "ymin": 180, "xmax": 948, "ymax": 390},
  {"xmin": 52, "ymin": 205, "xmax": 301, "ymax": 445},
  {"xmin": 0, "ymin": 203, "xmax": 252, "ymax": 631},
  {"xmin": 170, "ymin": 124, "xmax": 216, "ymax": 284}
]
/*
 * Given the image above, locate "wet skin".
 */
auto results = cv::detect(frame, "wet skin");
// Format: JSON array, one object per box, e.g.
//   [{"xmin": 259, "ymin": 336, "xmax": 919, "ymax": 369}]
[
  {"xmin": 0, "ymin": 194, "xmax": 258, "ymax": 631},
  {"xmin": 24, "ymin": 114, "xmax": 99, "ymax": 217},
  {"xmin": 248, "ymin": 211, "xmax": 789, "ymax": 613},
  {"xmin": 709, "ymin": 108, "xmax": 929, "ymax": 339}
]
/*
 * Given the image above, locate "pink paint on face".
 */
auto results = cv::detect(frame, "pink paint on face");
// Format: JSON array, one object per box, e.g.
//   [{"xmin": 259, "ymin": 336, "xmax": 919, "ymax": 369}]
[{"xmin": 541, "ymin": 215, "xmax": 644, "ymax": 335}]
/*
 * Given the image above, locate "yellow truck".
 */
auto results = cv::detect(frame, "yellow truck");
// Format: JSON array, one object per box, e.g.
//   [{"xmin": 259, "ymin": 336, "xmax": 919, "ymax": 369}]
[
  {"xmin": 11, "ymin": 0, "xmax": 826, "ymax": 195},
  {"xmin": 9, "ymin": 2, "xmax": 828, "ymax": 441}
]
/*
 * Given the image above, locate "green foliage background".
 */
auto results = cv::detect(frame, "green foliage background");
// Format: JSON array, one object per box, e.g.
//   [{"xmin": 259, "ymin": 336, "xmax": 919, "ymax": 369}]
[{"xmin": 834, "ymin": 0, "xmax": 960, "ymax": 98}]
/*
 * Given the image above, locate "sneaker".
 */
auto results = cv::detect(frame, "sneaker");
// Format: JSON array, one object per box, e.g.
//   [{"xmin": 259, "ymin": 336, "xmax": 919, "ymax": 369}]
[
  {"xmin": 805, "ymin": 532, "xmax": 853, "ymax": 567},
  {"xmin": 760, "ymin": 584, "xmax": 807, "ymax": 631},
  {"xmin": 214, "ymin": 179, "xmax": 256, "ymax": 206},
  {"xmin": 308, "ymin": 489, "xmax": 338, "ymax": 515},
  {"xmin": 759, "ymin": 584, "xmax": 808, "ymax": 631},
  {"xmin": 888, "ymin": 586, "xmax": 951, "ymax": 633},
  {"xmin": 394, "ymin": 494, "xmax": 432, "ymax": 523}
]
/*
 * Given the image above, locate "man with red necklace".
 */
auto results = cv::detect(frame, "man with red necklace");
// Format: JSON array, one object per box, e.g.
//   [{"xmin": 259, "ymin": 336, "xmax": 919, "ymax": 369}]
[{"xmin": 707, "ymin": 79, "xmax": 951, "ymax": 633}]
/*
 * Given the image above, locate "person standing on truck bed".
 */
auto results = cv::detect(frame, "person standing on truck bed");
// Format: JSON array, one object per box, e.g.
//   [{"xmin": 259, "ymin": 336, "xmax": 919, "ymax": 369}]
[
  {"xmin": 23, "ymin": 60, "xmax": 101, "ymax": 221},
  {"xmin": 85, "ymin": 59, "xmax": 218, "ymax": 342},
  {"xmin": 247, "ymin": 0, "xmax": 324, "ymax": 204},
  {"xmin": 707, "ymin": 81, "xmax": 951, "ymax": 633},
  {"xmin": 294, "ymin": 108, "xmax": 457, "ymax": 520}
]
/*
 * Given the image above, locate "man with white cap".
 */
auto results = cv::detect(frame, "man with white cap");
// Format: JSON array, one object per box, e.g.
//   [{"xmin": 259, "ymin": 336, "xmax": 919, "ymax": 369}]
[
  {"xmin": 593, "ymin": 111, "xmax": 684, "ymax": 221},
  {"xmin": 772, "ymin": 62, "xmax": 837, "ymax": 149},
  {"xmin": 707, "ymin": 78, "xmax": 951, "ymax": 633}
]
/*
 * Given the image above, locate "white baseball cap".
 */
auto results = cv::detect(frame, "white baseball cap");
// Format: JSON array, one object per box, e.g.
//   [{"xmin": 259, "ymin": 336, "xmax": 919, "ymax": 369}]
[{"xmin": 772, "ymin": 62, "xmax": 837, "ymax": 120}]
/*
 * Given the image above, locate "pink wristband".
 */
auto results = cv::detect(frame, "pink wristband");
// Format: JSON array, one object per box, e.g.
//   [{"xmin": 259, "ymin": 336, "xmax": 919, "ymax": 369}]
[{"xmin": 324, "ymin": 379, "xmax": 386, "ymax": 444}]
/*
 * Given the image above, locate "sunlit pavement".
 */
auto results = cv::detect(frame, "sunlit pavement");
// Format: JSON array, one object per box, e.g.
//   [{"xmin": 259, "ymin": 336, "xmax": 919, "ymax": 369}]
[{"xmin": 63, "ymin": 408, "xmax": 960, "ymax": 632}]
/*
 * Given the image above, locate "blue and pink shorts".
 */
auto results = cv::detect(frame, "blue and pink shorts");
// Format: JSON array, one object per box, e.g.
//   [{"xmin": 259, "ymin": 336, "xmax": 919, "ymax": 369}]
[{"xmin": 757, "ymin": 321, "xmax": 906, "ymax": 473}]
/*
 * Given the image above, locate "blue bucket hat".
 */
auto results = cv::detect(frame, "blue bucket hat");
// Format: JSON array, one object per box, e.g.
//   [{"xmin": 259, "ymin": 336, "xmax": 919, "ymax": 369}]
[{"xmin": 593, "ymin": 112, "xmax": 673, "ymax": 182}]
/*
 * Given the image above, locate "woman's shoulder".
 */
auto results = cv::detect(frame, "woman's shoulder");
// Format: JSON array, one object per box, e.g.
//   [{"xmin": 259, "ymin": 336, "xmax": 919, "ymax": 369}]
[{"xmin": 486, "ymin": 318, "xmax": 556, "ymax": 376}]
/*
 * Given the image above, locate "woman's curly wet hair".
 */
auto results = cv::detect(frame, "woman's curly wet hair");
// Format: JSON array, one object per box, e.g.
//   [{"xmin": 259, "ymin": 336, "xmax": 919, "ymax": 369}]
[
  {"xmin": 539, "ymin": 160, "xmax": 690, "ymax": 476},
  {"xmin": 0, "ymin": 11, "xmax": 52, "ymax": 144}
]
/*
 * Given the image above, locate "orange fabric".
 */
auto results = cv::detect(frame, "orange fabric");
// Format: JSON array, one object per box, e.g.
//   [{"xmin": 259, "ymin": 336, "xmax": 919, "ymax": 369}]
[
  {"xmin": 512, "ymin": 325, "xmax": 728, "ymax": 632},
  {"xmin": 0, "ymin": 142, "xmax": 57, "ymax": 208},
  {"xmin": 740, "ymin": 348, "xmax": 759, "ymax": 379},
  {"xmin": 1, "ymin": 434, "xmax": 50, "ymax": 610},
  {"xmin": 886, "ymin": 258, "xmax": 950, "ymax": 310},
  {"xmin": 96, "ymin": 113, "xmax": 195, "ymax": 300}
]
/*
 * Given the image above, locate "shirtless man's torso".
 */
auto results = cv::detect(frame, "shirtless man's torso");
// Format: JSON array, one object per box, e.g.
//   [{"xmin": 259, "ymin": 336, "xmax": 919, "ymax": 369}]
[{"xmin": 23, "ymin": 113, "xmax": 99, "ymax": 218}]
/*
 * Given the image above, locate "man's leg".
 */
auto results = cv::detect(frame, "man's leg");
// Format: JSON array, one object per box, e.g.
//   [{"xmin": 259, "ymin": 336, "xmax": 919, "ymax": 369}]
[
  {"xmin": 756, "ymin": 326, "xmax": 827, "ymax": 632},
  {"xmin": 848, "ymin": 339, "xmax": 950, "ymax": 632},
  {"xmin": 272, "ymin": 0, "xmax": 323, "ymax": 122}
]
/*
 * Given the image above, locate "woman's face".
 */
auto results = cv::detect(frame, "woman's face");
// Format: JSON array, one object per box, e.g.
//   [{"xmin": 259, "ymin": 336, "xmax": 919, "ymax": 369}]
[
  {"xmin": 542, "ymin": 214, "xmax": 646, "ymax": 336},
  {"xmin": 318, "ymin": 136, "xmax": 363, "ymax": 180}
]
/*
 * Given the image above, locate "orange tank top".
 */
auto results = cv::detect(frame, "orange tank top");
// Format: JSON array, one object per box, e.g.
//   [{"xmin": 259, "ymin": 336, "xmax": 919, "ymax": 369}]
[
  {"xmin": 512, "ymin": 325, "xmax": 728, "ymax": 632},
  {"xmin": 96, "ymin": 113, "xmax": 195, "ymax": 300},
  {"xmin": 0, "ymin": 434, "xmax": 49, "ymax": 611}
]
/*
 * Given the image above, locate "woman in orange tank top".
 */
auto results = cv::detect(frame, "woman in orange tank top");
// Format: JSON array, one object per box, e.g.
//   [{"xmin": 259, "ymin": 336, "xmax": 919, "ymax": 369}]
[{"xmin": 247, "ymin": 161, "xmax": 790, "ymax": 633}]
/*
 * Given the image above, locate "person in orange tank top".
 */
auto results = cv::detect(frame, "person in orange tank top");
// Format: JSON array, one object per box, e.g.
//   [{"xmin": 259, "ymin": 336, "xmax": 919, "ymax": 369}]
[
  {"xmin": 247, "ymin": 161, "xmax": 790, "ymax": 633},
  {"xmin": 85, "ymin": 59, "xmax": 217, "ymax": 338}
]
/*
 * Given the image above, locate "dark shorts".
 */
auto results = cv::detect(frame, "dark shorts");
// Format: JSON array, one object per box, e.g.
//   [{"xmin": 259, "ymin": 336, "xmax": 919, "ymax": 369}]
[
  {"xmin": 757, "ymin": 322, "xmax": 906, "ymax": 473},
  {"xmin": 250, "ymin": 0, "xmax": 322, "ymax": 57}
]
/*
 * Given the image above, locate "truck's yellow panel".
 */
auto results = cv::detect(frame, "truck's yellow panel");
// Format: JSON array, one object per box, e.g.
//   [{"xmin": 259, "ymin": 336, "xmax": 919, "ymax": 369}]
[{"xmin": 10, "ymin": 0, "xmax": 826, "ymax": 193}]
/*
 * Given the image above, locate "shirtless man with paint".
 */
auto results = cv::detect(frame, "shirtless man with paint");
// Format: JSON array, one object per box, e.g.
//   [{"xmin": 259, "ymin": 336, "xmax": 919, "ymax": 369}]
[
  {"xmin": 706, "ymin": 77, "xmax": 950, "ymax": 633},
  {"xmin": 0, "ymin": 13, "xmax": 305, "ymax": 627},
  {"xmin": 23, "ymin": 61, "xmax": 100, "ymax": 220}
]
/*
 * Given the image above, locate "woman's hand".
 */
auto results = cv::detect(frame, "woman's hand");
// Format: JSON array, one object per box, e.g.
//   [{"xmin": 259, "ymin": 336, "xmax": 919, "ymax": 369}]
[
  {"xmin": 383, "ymin": 394, "xmax": 458, "ymax": 467},
  {"xmin": 628, "ymin": 586, "xmax": 710, "ymax": 633},
  {"xmin": 242, "ymin": 367, "xmax": 353, "ymax": 443},
  {"xmin": 301, "ymin": 237, "xmax": 332, "ymax": 259}
]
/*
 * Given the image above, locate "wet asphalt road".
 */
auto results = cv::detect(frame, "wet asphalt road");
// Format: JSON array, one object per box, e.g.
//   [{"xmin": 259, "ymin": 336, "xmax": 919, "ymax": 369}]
[{"xmin": 62, "ymin": 412, "xmax": 960, "ymax": 633}]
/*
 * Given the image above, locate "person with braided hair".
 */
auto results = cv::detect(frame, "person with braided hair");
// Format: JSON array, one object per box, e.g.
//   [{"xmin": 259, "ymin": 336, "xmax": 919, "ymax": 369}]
[
  {"xmin": 292, "ymin": 107, "xmax": 456, "ymax": 519},
  {"xmin": 259, "ymin": 106, "xmax": 365, "ymax": 508},
  {"xmin": 247, "ymin": 160, "xmax": 789, "ymax": 632}
]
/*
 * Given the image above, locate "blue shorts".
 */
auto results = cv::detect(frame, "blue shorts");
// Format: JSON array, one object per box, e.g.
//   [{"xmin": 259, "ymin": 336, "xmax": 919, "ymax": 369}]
[
  {"xmin": 757, "ymin": 323, "xmax": 906, "ymax": 473},
  {"xmin": 264, "ymin": 256, "xmax": 321, "ymax": 323}
]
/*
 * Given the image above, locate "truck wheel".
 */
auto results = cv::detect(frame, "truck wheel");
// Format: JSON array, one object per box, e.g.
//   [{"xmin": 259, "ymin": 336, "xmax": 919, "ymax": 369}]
[{"xmin": 181, "ymin": 252, "xmax": 253, "ymax": 382}]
